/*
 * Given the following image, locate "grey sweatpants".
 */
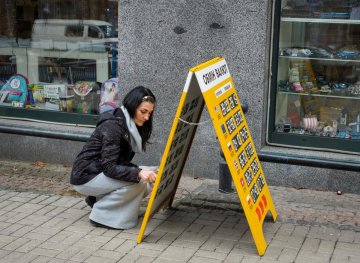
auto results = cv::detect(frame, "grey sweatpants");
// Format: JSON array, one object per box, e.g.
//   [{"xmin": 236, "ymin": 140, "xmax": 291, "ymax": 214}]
[{"xmin": 73, "ymin": 173, "xmax": 150, "ymax": 229}]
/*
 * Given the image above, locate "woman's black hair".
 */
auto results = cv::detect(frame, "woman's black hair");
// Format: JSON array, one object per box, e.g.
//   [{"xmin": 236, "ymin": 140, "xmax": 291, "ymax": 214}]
[{"xmin": 123, "ymin": 86, "xmax": 156, "ymax": 151}]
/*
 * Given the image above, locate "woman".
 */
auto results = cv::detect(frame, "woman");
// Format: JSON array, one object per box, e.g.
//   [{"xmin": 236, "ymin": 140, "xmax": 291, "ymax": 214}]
[{"xmin": 70, "ymin": 86, "xmax": 157, "ymax": 229}]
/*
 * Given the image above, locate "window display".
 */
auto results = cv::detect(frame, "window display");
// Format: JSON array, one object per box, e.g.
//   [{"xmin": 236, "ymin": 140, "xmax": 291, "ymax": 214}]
[
  {"xmin": 0, "ymin": 0, "xmax": 118, "ymax": 125},
  {"xmin": 269, "ymin": 0, "xmax": 360, "ymax": 153}
]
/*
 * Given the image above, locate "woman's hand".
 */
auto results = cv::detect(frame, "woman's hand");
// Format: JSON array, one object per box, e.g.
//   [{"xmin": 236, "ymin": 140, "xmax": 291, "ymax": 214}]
[{"xmin": 138, "ymin": 170, "xmax": 157, "ymax": 183}]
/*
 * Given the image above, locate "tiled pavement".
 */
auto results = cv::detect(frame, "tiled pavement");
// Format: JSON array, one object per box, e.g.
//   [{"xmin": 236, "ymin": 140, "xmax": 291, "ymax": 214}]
[{"xmin": 0, "ymin": 160, "xmax": 359, "ymax": 262}]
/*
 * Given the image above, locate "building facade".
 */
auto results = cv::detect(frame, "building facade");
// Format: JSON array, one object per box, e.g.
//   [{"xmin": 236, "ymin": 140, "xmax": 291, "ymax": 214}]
[{"xmin": 1, "ymin": 0, "xmax": 359, "ymax": 193}]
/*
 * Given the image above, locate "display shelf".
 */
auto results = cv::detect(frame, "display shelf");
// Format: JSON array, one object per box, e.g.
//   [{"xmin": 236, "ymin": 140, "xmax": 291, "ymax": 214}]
[
  {"xmin": 279, "ymin": 55, "xmax": 360, "ymax": 64},
  {"xmin": 281, "ymin": 17, "xmax": 360, "ymax": 24},
  {"xmin": 277, "ymin": 91, "xmax": 360, "ymax": 100}
]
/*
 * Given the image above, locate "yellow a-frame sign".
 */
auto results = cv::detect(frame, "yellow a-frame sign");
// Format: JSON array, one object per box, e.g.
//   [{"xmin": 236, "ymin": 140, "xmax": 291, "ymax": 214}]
[{"xmin": 137, "ymin": 57, "xmax": 277, "ymax": 256}]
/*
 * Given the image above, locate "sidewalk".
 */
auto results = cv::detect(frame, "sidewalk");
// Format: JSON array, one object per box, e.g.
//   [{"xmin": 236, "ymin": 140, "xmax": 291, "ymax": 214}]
[{"xmin": 0, "ymin": 160, "xmax": 359, "ymax": 263}]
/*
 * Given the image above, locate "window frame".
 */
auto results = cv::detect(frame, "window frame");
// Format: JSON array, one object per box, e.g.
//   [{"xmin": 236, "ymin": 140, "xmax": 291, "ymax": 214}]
[{"xmin": 267, "ymin": 0, "xmax": 360, "ymax": 154}]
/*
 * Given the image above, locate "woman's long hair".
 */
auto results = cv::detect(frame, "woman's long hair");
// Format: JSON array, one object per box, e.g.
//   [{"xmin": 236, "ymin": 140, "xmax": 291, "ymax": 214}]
[{"xmin": 123, "ymin": 86, "xmax": 156, "ymax": 151}]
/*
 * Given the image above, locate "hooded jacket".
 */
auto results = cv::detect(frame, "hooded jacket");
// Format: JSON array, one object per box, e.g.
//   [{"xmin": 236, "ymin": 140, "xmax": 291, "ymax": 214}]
[{"xmin": 70, "ymin": 108, "xmax": 141, "ymax": 185}]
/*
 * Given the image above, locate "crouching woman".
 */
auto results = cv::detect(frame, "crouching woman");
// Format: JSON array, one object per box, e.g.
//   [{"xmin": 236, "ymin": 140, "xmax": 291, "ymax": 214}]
[{"xmin": 70, "ymin": 86, "xmax": 157, "ymax": 229}]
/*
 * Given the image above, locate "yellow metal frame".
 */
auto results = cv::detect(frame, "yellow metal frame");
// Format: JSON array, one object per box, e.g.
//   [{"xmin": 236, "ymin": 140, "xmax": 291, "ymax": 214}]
[{"xmin": 137, "ymin": 58, "xmax": 277, "ymax": 256}]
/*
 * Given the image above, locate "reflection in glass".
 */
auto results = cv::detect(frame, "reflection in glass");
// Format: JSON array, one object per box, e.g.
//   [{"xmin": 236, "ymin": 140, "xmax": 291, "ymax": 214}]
[{"xmin": 0, "ymin": 0, "xmax": 118, "ymax": 117}]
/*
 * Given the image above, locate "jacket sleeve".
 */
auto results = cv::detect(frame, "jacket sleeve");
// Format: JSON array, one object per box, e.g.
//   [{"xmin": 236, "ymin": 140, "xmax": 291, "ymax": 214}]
[{"xmin": 99, "ymin": 121, "xmax": 141, "ymax": 182}]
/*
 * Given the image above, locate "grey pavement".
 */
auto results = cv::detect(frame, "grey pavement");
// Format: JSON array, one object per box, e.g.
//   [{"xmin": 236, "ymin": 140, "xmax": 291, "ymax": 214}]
[{"xmin": 0, "ymin": 160, "xmax": 359, "ymax": 262}]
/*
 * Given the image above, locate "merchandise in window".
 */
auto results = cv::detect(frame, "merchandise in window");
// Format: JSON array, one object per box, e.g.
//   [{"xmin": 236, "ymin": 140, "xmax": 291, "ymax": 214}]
[
  {"xmin": 0, "ymin": 0, "xmax": 118, "ymax": 125},
  {"xmin": 268, "ymin": 0, "xmax": 360, "ymax": 153}
]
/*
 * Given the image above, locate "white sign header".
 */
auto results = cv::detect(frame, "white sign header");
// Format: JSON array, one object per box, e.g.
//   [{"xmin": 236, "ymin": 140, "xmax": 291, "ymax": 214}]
[{"xmin": 195, "ymin": 59, "xmax": 231, "ymax": 92}]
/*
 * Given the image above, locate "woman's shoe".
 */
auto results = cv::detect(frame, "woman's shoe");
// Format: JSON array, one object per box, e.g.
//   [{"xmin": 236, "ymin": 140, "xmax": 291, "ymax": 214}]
[
  {"xmin": 85, "ymin": 196, "xmax": 96, "ymax": 208},
  {"xmin": 89, "ymin": 219, "xmax": 119, "ymax": 230}
]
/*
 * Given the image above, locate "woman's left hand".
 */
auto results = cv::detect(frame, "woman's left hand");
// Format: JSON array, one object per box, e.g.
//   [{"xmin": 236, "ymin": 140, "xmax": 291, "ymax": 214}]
[{"xmin": 138, "ymin": 170, "xmax": 157, "ymax": 183}]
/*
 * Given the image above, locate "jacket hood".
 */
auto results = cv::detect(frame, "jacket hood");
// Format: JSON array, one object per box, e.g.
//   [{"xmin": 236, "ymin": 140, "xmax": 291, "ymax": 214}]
[{"xmin": 96, "ymin": 107, "xmax": 125, "ymax": 127}]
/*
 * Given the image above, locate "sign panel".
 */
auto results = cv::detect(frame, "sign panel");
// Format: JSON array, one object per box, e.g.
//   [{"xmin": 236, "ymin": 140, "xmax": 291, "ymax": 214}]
[
  {"xmin": 137, "ymin": 72, "xmax": 205, "ymax": 243},
  {"xmin": 137, "ymin": 57, "xmax": 277, "ymax": 256},
  {"xmin": 195, "ymin": 58, "xmax": 277, "ymax": 255}
]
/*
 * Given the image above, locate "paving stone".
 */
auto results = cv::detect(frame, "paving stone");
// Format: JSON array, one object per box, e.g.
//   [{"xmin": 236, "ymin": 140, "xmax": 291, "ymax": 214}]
[
  {"xmin": 1, "ymin": 251, "xmax": 26, "ymax": 262},
  {"xmin": 16, "ymin": 239, "xmax": 42, "ymax": 253},
  {"xmin": 223, "ymin": 252, "xmax": 245, "ymax": 263},
  {"xmin": 183, "ymin": 222, "xmax": 205, "ymax": 234},
  {"xmin": 317, "ymin": 240, "xmax": 336, "ymax": 254},
  {"xmin": 116, "ymin": 231, "xmax": 138, "ymax": 241},
  {"xmin": 239, "ymin": 256, "xmax": 261, "ymax": 263},
  {"xmin": 156, "ymin": 221, "xmax": 190, "ymax": 233},
  {"xmin": 54, "ymin": 245, "xmax": 84, "ymax": 260},
  {"xmin": 47, "ymin": 259, "xmax": 73, "ymax": 263},
  {"xmin": 129, "ymin": 245, "xmax": 163, "ymax": 258},
  {"xmin": 194, "ymin": 249, "xmax": 228, "ymax": 260},
  {"xmin": 13, "ymin": 203, "xmax": 44, "ymax": 217},
  {"xmin": 0, "ymin": 234, "xmax": 17, "ymax": 248},
  {"xmin": 354, "ymin": 232, "xmax": 360, "ymax": 244},
  {"xmin": 2, "ymin": 237, "xmax": 30, "ymax": 251},
  {"xmin": 214, "ymin": 239, "xmax": 237, "ymax": 254},
  {"xmin": 137, "ymin": 255, "xmax": 157, "ymax": 263},
  {"xmin": 271, "ymin": 235, "xmax": 304, "ymax": 250},
  {"xmin": 115, "ymin": 239, "xmax": 137, "ymax": 254},
  {"xmin": 15, "ymin": 253, "xmax": 39, "ymax": 263},
  {"xmin": 84, "ymin": 255, "xmax": 118, "ymax": 263},
  {"xmin": 294, "ymin": 252, "xmax": 332, "ymax": 263},
  {"xmin": 277, "ymin": 247, "xmax": 299, "ymax": 262},
  {"xmin": 172, "ymin": 238, "xmax": 203, "ymax": 249},
  {"xmin": 69, "ymin": 247, "xmax": 98, "ymax": 262},
  {"xmin": 117, "ymin": 253, "xmax": 139, "ymax": 263},
  {"xmin": 38, "ymin": 196, "xmax": 62, "ymax": 206},
  {"xmin": 29, "ymin": 247, "xmax": 60, "ymax": 258},
  {"xmin": 0, "ymin": 192, "xmax": 20, "ymax": 202},
  {"xmin": 23, "ymin": 231, "xmax": 53, "ymax": 242},
  {"xmin": 231, "ymin": 243, "xmax": 260, "ymax": 257},
  {"xmin": 11, "ymin": 225, "xmax": 35, "ymax": 237},
  {"xmin": 1, "ymin": 201, "xmax": 23, "ymax": 211},
  {"xmin": 156, "ymin": 232, "xmax": 180, "ymax": 245},
  {"xmin": 307, "ymin": 226, "xmax": 340, "ymax": 241},
  {"xmin": 141, "ymin": 230, "xmax": 166, "ymax": 243},
  {"xmin": 29, "ymin": 195, "xmax": 53, "ymax": 204},
  {"xmin": 135, "ymin": 242, "xmax": 168, "ymax": 252},
  {"xmin": 189, "ymin": 256, "xmax": 223, "ymax": 263},
  {"xmin": 158, "ymin": 246, "xmax": 197, "ymax": 261},
  {"xmin": 212, "ymin": 227, "xmax": 244, "ymax": 241},
  {"xmin": 90, "ymin": 249, "xmax": 125, "ymax": 260},
  {"xmin": 334, "ymin": 242, "xmax": 360, "ymax": 257},
  {"xmin": 200, "ymin": 238, "xmax": 222, "ymax": 251},
  {"xmin": 152, "ymin": 258, "xmax": 182, "ymax": 263},
  {"xmin": 197, "ymin": 225, "xmax": 218, "ymax": 237},
  {"xmin": 260, "ymin": 243, "xmax": 283, "ymax": 261},
  {"xmin": 32, "ymin": 255, "xmax": 54, "ymax": 263},
  {"xmin": 0, "ymin": 222, "xmax": 23, "ymax": 235},
  {"xmin": 291, "ymin": 225, "xmax": 310, "ymax": 237}
]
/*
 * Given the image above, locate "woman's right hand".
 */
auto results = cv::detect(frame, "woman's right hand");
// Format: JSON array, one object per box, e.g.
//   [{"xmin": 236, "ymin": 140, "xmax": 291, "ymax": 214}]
[{"xmin": 138, "ymin": 170, "xmax": 157, "ymax": 183}]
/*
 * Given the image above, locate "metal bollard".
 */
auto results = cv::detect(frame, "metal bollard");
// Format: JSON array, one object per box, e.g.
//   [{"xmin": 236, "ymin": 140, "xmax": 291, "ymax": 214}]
[
  {"xmin": 218, "ymin": 102, "xmax": 248, "ymax": 193},
  {"xmin": 219, "ymin": 151, "xmax": 234, "ymax": 193}
]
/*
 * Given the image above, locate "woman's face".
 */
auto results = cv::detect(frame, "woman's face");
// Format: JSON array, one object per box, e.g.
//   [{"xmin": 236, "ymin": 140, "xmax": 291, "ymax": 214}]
[{"xmin": 133, "ymin": 101, "xmax": 155, "ymax": 126}]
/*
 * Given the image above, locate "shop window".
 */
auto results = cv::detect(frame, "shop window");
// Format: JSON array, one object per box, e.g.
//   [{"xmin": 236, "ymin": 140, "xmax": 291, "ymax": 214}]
[
  {"xmin": 0, "ymin": 0, "xmax": 118, "ymax": 125},
  {"xmin": 268, "ymin": 0, "xmax": 360, "ymax": 154}
]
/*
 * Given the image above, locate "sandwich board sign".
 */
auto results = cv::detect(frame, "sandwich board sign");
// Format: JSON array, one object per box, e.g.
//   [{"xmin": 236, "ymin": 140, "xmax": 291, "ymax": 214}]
[{"xmin": 137, "ymin": 57, "xmax": 277, "ymax": 256}]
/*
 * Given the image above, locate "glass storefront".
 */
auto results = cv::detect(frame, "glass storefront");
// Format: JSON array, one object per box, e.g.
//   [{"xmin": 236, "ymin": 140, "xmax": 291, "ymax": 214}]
[
  {"xmin": 268, "ymin": 0, "xmax": 360, "ymax": 154},
  {"xmin": 0, "ymin": 0, "xmax": 118, "ymax": 125}
]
